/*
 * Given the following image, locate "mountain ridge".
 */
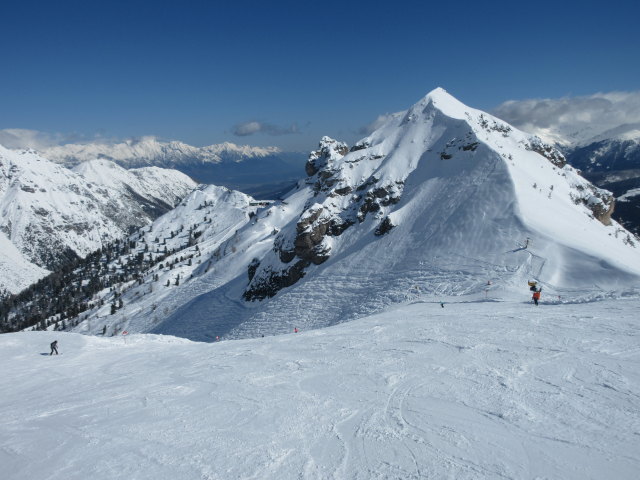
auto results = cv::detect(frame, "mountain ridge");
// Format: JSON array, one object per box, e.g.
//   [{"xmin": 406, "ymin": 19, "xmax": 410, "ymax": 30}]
[
  {"xmin": 0, "ymin": 145, "xmax": 197, "ymax": 295},
  {"xmin": 38, "ymin": 137, "xmax": 305, "ymax": 199},
  {"xmin": 4, "ymin": 88, "xmax": 640, "ymax": 338}
]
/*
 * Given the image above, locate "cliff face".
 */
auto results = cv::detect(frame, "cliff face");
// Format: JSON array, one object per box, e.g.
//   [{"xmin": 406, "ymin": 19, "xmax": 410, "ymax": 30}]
[{"xmin": 244, "ymin": 136, "xmax": 405, "ymax": 301}]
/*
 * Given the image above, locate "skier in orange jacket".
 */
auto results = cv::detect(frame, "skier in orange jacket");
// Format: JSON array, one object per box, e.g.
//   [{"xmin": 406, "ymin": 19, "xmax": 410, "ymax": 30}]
[{"xmin": 532, "ymin": 288, "xmax": 541, "ymax": 306}]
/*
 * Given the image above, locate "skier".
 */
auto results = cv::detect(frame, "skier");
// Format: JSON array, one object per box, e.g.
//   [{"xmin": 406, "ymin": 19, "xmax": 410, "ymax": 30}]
[
  {"xmin": 50, "ymin": 340, "xmax": 59, "ymax": 355},
  {"xmin": 102, "ymin": 325, "xmax": 107, "ymax": 336},
  {"xmin": 294, "ymin": 327, "xmax": 298, "ymax": 333},
  {"xmin": 440, "ymin": 302, "xmax": 445, "ymax": 308},
  {"xmin": 532, "ymin": 288, "xmax": 541, "ymax": 306}
]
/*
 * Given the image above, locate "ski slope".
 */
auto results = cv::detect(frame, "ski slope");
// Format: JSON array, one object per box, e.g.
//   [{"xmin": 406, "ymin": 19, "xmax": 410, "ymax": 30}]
[{"xmin": 3, "ymin": 297, "xmax": 639, "ymax": 479}]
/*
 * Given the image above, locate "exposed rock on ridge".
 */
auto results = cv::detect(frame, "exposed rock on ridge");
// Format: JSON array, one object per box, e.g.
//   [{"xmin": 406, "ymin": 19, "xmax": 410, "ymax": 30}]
[{"xmin": 242, "ymin": 88, "xmax": 630, "ymax": 302}]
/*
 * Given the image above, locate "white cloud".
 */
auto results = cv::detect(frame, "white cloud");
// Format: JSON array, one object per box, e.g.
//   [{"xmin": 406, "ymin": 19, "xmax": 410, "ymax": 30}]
[
  {"xmin": 232, "ymin": 121, "xmax": 299, "ymax": 137},
  {"xmin": 0, "ymin": 128, "xmax": 116, "ymax": 150},
  {"xmin": 358, "ymin": 112, "xmax": 403, "ymax": 135},
  {"xmin": 0, "ymin": 129, "xmax": 64, "ymax": 150},
  {"xmin": 492, "ymin": 91, "xmax": 640, "ymax": 145}
]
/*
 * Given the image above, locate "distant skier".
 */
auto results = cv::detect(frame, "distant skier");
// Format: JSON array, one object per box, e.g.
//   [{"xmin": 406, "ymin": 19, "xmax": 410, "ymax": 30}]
[
  {"xmin": 50, "ymin": 340, "xmax": 59, "ymax": 355},
  {"xmin": 294, "ymin": 327, "xmax": 298, "ymax": 333},
  {"xmin": 440, "ymin": 302, "xmax": 445, "ymax": 308},
  {"xmin": 102, "ymin": 325, "xmax": 107, "ymax": 336},
  {"xmin": 532, "ymin": 288, "xmax": 541, "ymax": 306}
]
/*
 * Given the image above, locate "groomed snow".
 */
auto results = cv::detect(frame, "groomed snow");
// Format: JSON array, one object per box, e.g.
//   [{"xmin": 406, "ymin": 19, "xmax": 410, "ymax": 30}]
[{"xmin": 3, "ymin": 297, "xmax": 639, "ymax": 479}]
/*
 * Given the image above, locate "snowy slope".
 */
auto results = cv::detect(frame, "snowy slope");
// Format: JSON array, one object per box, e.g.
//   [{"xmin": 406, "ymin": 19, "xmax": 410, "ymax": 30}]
[
  {"xmin": 65, "ymin": 184, "xmax": 261, "ymax": 336},
  {"xmin": 0, "ymin": 145, "xmax": 196, "ymax": 294},
  {"xmin": 3, "ymin": 297, "xmax": 640, "ymax": 479},
  {"xmin": 493, "ymin": 105, "xmax": 640, "ymax": 234},
  {"xmin": 72, "ymin": 159, "xmax": 196, "ymax": 216},
  {"xmin": 0, "ymin": 234, "xmax": 48, "ymax": 295}
]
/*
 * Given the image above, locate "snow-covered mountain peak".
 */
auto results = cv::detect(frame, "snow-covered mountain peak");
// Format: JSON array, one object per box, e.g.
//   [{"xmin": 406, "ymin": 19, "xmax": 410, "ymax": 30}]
[
  {"xmin": 23, "ymin": 89, "xmax": 640, "ymax": 341},
  {"xmin": 205, "ymin": 141, "xmax": 280, "ymax": 155},
  {"xmin": 411, "ymin": 86, "xmax": 470, "ymax": 119},
  {"xmin": 72, "ymin": 157, "xmax": 130, "ymax": 178},
  {"xmin": 242, "ymin": 89, "xmax": 638, "ymax": 306},
  {"xmin": 360, "ymin": 87, "xmax": 530, "ymax": 160},
  {"xmin": 583, "ymin": 122, "xmax": 640, "ymax": 145}
]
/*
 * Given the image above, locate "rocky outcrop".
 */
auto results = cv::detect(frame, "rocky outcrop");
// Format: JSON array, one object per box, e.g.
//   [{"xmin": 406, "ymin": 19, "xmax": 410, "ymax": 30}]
[
  {"xmin": 244, "ymin": 137, "xmax": 406, "ymax": 301},
  {"xmin": 247, "ymin": 258, "xmax": 261, "ymax": 282},
  {"xmin": 356, "ymin": 182, "xmax": 402, "ymax": 222},
  {"xmin": 374, "ymin": 216, "xmax": 395, "ymax": 236},
  {"xmin": 242, "ymin": 259, "xmax": 309, "ymax": 301},
  {"xmin": 526, "ymin": 137, "xmax": 567, "ymax": 168},
  {"xmin": 588, "ymin": 195, "xmax": 615, "ymax": 225},
  {"xmin": 571, "ymin": 184, "xmax": 615, "ymax": 225},
  {"xmin": 305, "ymin": 136, "xmax": 348, "ymax": 177},
  {"xmin": 293, "ymin": 206, "xmax": 332, "ymax": 265}
]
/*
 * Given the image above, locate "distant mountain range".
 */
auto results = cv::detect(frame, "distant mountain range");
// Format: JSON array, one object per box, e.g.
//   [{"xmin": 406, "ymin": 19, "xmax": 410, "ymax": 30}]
[
  {"xmin": 5, "ymin": 88, "xmax": 639, "ymax": 338},
  {"xmin": 43, "ymin": 137, "xmax": 281, "ymax": 167},
  {"xmin": 43, "ymin": 138, "xmax": 306, "ymax": 199}
]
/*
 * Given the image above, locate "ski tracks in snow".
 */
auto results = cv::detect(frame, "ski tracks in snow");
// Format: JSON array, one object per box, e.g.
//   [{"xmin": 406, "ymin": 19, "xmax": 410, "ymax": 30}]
[{"xmin": 2, "ymin": 299, "xmax": 640, "ymax": 479}]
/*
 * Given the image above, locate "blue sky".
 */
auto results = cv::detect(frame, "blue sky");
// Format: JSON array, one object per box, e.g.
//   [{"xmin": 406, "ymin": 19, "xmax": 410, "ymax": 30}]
[{"xmin": 1, "ymin": 0, "xmax": 638, "ymax": 151}]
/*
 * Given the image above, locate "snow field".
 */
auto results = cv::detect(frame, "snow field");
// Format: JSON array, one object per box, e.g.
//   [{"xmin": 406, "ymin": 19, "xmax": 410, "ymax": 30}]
[{"xmin": 2, "ymin": 298, "xmax": 639, "ymax": 479}]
